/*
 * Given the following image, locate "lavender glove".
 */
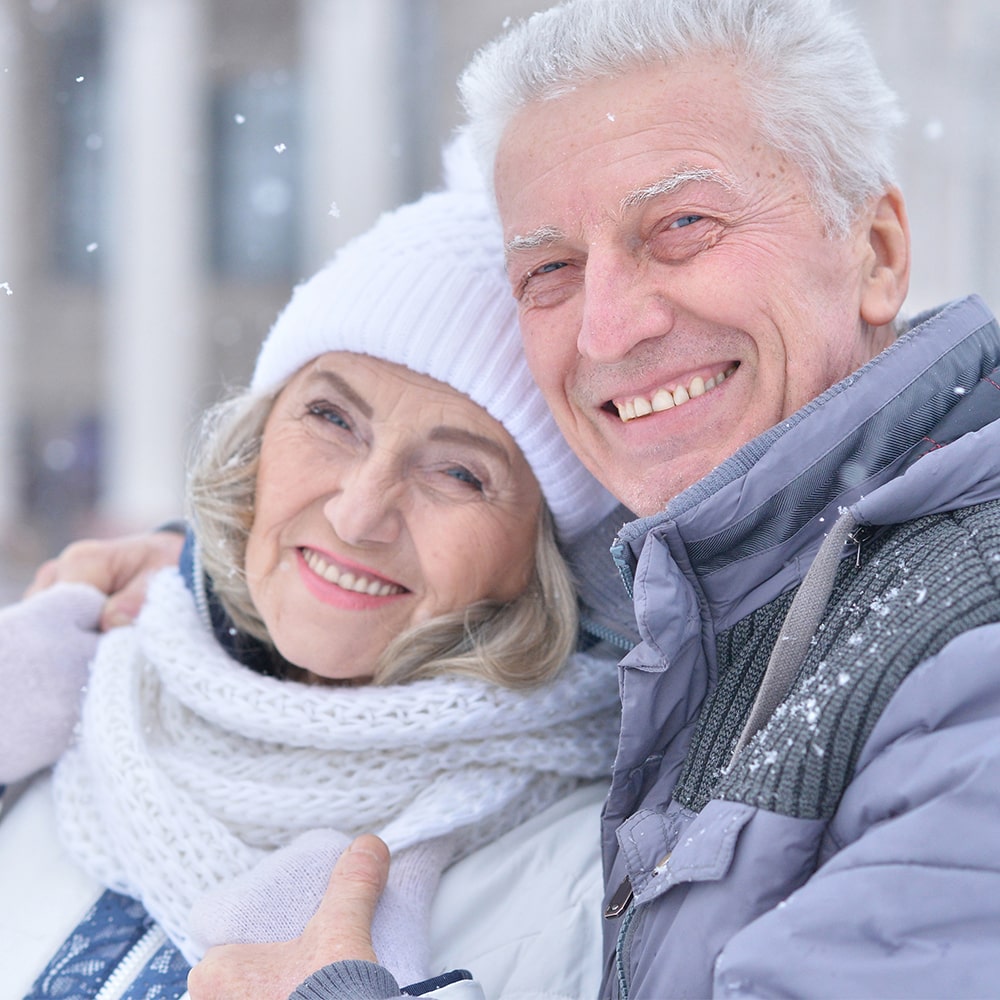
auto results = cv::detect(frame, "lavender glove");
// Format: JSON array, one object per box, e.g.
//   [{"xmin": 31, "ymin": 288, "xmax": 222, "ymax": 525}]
[
  {"xmin": 0, "ymin": 583, "xmax": 104, "ymax": 783},
  {"xmin": 190, "ymin": 830, "xmax": 455, "ymax": 988}
]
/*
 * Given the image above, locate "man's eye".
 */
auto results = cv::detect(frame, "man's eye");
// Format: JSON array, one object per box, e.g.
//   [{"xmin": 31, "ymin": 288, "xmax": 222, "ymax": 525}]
[
  {"xmin": 669, "ymin": 214, "xmax": 704, "ymax": 229},
  {"xmin": 516, "ymin": 257, "xmax": 581, "ymax": 307},
  {"xmin": 523, "ymin": 260, "xmax": 568, "ymax": 285}
]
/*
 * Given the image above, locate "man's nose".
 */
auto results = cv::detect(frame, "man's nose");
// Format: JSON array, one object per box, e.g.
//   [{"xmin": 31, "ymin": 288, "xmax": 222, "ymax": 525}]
[
  {"xmin": 577, "ymin": 246, "xmax": 676, "ymax": 362},
  {"xmin": 322, "ymin": 463, "xmax": 403, "ymax": 547}
]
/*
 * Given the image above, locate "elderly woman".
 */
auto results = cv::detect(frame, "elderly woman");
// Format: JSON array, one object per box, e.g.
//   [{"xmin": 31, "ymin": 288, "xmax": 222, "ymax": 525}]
[{"xmin": 0, "ymin": 158, "xmax": 629, "ymax": 1000}]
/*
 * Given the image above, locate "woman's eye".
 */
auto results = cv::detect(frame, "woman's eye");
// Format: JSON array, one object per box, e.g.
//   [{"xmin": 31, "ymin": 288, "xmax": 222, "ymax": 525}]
[
  {"xmin": 669, "ymin": 214, "xmax": 704, "ymax": 229},
  {"xmin": 444, "ymin": 465, "xmax": 484, "ymax": 492},
  {"xmin": 307, "ymin": 402, "xmax": 351, "ymax": 431}
]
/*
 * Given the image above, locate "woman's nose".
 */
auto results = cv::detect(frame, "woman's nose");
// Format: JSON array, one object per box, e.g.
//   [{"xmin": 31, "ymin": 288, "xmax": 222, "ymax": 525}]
[{"xmin": 322, "ymin": 464, "xmax": 403, "ymax": 546}]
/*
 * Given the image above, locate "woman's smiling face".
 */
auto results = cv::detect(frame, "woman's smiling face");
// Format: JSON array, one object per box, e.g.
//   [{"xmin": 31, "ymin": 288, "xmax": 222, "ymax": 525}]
[{"xmin": 244, "ymin": 351, "xmax": 543, "ymax": 682}]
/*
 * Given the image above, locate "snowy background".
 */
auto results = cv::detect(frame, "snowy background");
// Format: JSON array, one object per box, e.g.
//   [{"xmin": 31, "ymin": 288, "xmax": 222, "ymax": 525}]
[{"xmin": 0, "ymin": 0, "xmax": 998, "ymax": 596}]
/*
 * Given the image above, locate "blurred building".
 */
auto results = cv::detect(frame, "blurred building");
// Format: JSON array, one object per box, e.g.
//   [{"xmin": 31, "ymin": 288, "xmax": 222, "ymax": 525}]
[
  {"xmin": 0, "ymin": 0, "xmax": 998, "ymax": 588},
  {"xmin": 0, "ymin": 0, "xmax": 540, "ymax": 579}
]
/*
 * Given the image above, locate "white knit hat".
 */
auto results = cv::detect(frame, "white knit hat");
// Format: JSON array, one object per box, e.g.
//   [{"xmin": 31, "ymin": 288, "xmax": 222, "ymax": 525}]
[{"xmin": 251, "ymin": 151, "xmax": 618, "ymax": 542}]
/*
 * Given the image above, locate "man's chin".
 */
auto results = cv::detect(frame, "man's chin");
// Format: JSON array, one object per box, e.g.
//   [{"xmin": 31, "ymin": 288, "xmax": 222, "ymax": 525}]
[{"xmin": 594, "ymin": 453, "xmax": 726, "ymax": 517}]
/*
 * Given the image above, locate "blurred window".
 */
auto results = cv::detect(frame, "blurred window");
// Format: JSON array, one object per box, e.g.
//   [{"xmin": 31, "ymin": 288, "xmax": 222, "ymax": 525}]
[
  {"xmin": 51, "ymin": 6, "xmax": 105, "ymax": 281},
  {"xmin": 210, "ymin": 72, "xmax": 301, "ymax": 280}
]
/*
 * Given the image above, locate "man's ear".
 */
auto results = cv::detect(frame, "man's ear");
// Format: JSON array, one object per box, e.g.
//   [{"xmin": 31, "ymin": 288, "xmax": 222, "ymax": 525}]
[{"xmin": 859, "ymin": 187, "xmax": 910, "ymax": 327}]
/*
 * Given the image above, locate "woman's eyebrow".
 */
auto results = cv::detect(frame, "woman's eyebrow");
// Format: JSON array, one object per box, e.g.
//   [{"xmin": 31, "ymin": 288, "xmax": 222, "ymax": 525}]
[
  {"xmin": 303, "ymin": 369, "xmax": 373, "ymax": 418},
  {"xmin": 429, "ymin": 426, "xmax": 512, "ymax": 467}
]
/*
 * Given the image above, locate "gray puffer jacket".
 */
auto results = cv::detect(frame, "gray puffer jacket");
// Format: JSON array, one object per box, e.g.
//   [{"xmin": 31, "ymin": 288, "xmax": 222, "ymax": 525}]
[{"xmin": 602, "ymin": 294, "xmax": 1000, "ymax": 999}]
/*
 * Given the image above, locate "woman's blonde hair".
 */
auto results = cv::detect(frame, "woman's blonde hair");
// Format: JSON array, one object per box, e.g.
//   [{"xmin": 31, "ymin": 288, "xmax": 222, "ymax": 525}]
[{"xmin": 186, "ymin": 386, "xmax": 579, "ymax": 689}]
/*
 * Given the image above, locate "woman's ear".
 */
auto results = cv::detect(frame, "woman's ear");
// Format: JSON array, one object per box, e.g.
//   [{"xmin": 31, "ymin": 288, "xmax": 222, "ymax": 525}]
[{"xmin": 860, "ymin": 187, "xmax": 911, "ymax": 328}]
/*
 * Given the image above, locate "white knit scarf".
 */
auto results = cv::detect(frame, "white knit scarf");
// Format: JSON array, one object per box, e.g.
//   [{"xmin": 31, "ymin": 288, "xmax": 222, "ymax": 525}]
[{"xmin": 53, "ymin": 569, "xmax": 620, "ymax": 962}]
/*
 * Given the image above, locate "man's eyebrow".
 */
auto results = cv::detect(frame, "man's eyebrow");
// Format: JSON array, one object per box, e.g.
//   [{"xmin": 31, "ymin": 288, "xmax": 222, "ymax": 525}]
[
  {"xmin": 504, "ymin": 225, "xmax": 565, "ymax": 259},
  {"xmin": 301, "ymin": 369, "xmax": 373, "ymax": 419},
  {"xmin": 503, "ymin": 169, "xmax": 731, "ymax": 262},
  {"xmin": 429, "ymin": 426, "xmax": 511, "ymax": 466},
  {"xmin": 620, "ymin": 168, "xmax": 731, "ymax": 211}
]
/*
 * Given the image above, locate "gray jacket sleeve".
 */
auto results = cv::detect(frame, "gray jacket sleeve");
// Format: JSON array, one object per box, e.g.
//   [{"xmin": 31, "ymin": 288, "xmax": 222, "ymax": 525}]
[
  {"xmin": 289, "ymin": 960, "xmax": 401, "ymax": 999},
  {"xmin": 714, "ymin": 623, "xmax": 1000, "ymax": 997}
]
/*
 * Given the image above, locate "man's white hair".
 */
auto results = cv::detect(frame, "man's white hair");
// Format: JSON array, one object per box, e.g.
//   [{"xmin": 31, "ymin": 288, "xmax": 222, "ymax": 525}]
[{"xmin": 459, "ymin": 0, "xmax": 904, "ymax": 235}]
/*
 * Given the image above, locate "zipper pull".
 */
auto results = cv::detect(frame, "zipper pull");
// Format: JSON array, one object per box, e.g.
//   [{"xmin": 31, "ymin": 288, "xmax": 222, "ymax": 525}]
[{"xmin": 604, "ymin": 876, "xmax": 634, "ymax": 919}]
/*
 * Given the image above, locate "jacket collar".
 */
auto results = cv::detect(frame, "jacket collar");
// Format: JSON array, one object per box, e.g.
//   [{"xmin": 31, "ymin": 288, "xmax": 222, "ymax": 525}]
[{"xmin": 613, "ymin": 295, "xmax": 1000, "ymax": 632}]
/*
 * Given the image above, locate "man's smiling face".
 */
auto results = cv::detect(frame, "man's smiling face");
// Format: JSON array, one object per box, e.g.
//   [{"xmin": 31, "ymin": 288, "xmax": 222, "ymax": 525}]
[{"xmin": 494, "ymin": 59, "xmax": 904, "ymax": 516}]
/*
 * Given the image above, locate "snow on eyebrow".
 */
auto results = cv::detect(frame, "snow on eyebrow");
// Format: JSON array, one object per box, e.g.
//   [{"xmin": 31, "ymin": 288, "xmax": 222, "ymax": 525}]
[
  {"xmin": 620, "ymin": 167, "xmax": 731, "ymax": 211},
  {"xmin": 504, "ymin": 225, "xmax": 565, "ymax": 258}
]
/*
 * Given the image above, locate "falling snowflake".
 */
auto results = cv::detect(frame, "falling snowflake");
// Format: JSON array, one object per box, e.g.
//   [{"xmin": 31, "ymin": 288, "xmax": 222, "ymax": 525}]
[
  {"xmin": 86, "ymin": 242, "xmax": 98, "ymax": 253},
  {"xmin": 328, "ymin": 202, "xmax": 341, "ymax": 218},
  {"xmin": 234, "ymin": 113, "xmax": 246, "ymax": 125},
  {"xmin": 0, "ymin": 282, "xmax": 12, "ymax": 296},
  {"xmin": 274, "ymin": 142, "xmax": 287, "ymax": 154}
]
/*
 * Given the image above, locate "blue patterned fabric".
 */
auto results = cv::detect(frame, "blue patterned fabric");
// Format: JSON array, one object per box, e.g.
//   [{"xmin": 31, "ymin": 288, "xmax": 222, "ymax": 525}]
[
  {"xmin": 121, "ymin": 938, "xmax": 190, "ymax": 1000},
  {"xmin": 25, "ymin": 889, "xmax": 189, "ymax": 999}
]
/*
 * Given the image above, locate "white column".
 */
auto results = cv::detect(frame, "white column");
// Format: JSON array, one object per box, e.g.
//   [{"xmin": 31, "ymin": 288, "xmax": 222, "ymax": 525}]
[
  {"xmin": 101, "ymin": 0, "xmax": 205, "ymax": 530},
  {"xmin": 0, "ymin": 1, "xmax": 26, "ymax": 534},
  {"xmin": 299, "ymin": 0, "xmax": 405, "ymax": 270}
]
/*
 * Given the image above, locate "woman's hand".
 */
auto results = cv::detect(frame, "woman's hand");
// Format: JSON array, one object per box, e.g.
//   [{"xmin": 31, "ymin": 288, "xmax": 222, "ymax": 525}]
[
  {"xmin": 187, "ymin": 835, "xmax": 390, "ymax": 1000},
  {"xmin": 0, "ymin": 584, "xmax": 104, "ymax": 783},
  {"xmin": 24, "ymin": 530, "xmax": 185, "ymax": 631}
]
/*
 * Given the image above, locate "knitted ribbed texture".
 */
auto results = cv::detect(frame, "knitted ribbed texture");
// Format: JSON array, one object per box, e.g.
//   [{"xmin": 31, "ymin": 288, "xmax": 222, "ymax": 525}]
[
  {"xmin": 289, "ymin": 961, "xmax": 400, "ymax": 1000},
  {"xmin": 250, "ymin": 140, "xmax": 618, "ymax": 543},
  {"xmin": 674, "ymin": 498, "xmax": 1000, "ymax": 819},
  {"xmin": 53, "ymin": 569, "xmax": 620, "ymax": 963},
  {"xmin": 726, "ymin": 509, "xmax": 859, "ymax": 766}
]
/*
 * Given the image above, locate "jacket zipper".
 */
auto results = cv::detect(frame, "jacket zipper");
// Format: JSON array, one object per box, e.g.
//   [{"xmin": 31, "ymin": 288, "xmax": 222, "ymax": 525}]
[
  {"xmin": 615, "ymin": 902, "xmax": 638, "ymax": 1000},
  {"xmin": 93, "ymin": 924, "xmax": 168, "ymax": 1000},
  {"xmin": 580, "ymin": 616, "xmax": 635, "ymax": 652}
]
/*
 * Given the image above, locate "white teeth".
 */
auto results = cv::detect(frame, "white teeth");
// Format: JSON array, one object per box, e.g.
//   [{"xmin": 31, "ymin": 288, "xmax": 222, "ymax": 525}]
[
  {"xmin": 615, "ymin": 365, "xmax": 736, "ymax": 423},
  {"xmin": 302, "ymin": 549, "xmax": 402, "ymax": 597},
  {"xmin": 651, "ymin": 388, "xmax": 674, "ymax": 412}
]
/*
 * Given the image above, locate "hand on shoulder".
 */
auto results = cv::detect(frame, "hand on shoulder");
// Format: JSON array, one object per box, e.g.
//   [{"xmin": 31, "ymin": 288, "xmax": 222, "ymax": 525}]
[{"xmin": 24, "ymin": 528, "xmax": 185, "ymax": 631}]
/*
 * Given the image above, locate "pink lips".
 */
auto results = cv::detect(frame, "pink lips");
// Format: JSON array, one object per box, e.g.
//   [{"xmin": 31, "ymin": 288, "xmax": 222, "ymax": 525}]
[{"xmin": 295, "ymin": 548, "xmax": 408, "ymax": 610}]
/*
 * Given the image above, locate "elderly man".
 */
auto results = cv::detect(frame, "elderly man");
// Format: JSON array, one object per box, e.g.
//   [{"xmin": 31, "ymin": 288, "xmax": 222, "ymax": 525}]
[{"xmin": 32, "ymin": 0, "xmax": 1000, "ymax": 997}]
